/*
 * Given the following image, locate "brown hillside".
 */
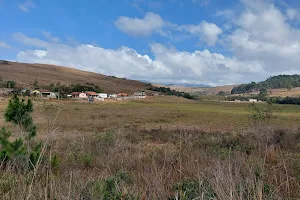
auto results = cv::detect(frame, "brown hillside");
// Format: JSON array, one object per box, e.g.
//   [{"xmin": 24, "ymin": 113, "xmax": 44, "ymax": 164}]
[
  {"xmin": 205, "ymin": 85, "xmax": 238, "ymax": 95},
  {"xmin": 0, "ymin": 61, "xmax": 146, "ymax": 93},
  {"xmin": 153, "ymin": 83, "xmax": 238, "ymax": 95}
]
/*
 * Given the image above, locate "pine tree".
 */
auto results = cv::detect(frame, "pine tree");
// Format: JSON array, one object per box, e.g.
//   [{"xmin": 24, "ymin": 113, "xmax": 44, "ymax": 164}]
[{"xmin": 0, "ymin": 95, "xmax": 41, "ymax": 170}]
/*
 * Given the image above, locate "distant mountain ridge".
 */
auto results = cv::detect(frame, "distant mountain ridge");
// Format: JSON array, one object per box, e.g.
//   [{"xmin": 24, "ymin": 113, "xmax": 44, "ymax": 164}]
[{"xmin": 166, "ymin": 83, "xmax": 212, "ymax": 88}]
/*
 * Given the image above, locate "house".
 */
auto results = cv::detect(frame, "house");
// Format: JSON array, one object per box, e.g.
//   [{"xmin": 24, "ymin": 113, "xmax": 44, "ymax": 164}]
[
  {"xmin": 70, "ymin": 92, "xmax": 81, "ymax": 98},
  {"xmin": 249, "ymin": 99, "xmax": 258, "ymax": 103},
  {"xmin": 41, "ymin": 91, "xmax": 59, "ymax": 99},
  {"xmin": 134, "ymin": 91, "xmax": 146, "ymax": 96},
  {"xmin": 98, "ymin": 93, "xmax": 108, "ymax": 99},
  {"xmin": 86, "ymin": 91, "xmax": 98, "ymax": 97},
  {"xmin": 79, "ymin": 92, "xmax": 88, "ymax": 98},
  {"xmin": 117, "ymin": 93, "xmax": 128, "ymax": 97},
  {"xmin": 109, "ymin": 94, "xmax": 117, "ymax": 98}
]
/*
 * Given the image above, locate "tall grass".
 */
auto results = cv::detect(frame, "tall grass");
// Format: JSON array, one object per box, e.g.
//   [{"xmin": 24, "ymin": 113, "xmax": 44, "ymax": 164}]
[
  {"xmin": 0, "ymin": 126, "xmax": 300, "ymax": 199},
  {"xmin": 1, "ymin": 99, "xmax": 300, "ymax": 199}
]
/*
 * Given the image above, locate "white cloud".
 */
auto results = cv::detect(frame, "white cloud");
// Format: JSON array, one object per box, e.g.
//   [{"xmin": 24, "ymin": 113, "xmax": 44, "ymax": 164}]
[
  {"xmin": 180, "ymin": 21, "xmax": 223, "ymax": 46},
  {"xmin": 240, "ymin": 0, "xmax": 273, "ymax": 12},
  {"xmin": 225, "ymin": 0, "xmax": 300, "ymax": 75},
  {"xmin": 192, "ymin": 0, "xmax": 210, "ymax": 6},
  {"xmin": 14, "ymin": 33, "xmax": 266, "ymax": 86},
  {"xmin": 12, "ymin": 0, "xmax": 300, "ymax": 86},
  {"xmin": 216, "ymin": 10, "xmax": 236, "ymax": 19},
  {"xmin": 115, "ymin": 12, "xmax": 222, "ymax": 45},
  {"xmin": 115, "ymin": 12, "xmax": 165, "ymax": 36},
  {"xmin": 13, "ymin": 32, "xmax": 49, "ymax": 48},
  {"xmin": 41, "ymin": 31, "xmax": 60, "ymax": 43},
  {"xmin": 286, "ymin": 8, "xmax": 297, "ymax": 20},
  {"xmin": 18, "ymin": 0, "xmax": 35, "ymax": 12},
  {"xmin": 0, "ymin": 41, "xmax": 11, "ymax": 48}
]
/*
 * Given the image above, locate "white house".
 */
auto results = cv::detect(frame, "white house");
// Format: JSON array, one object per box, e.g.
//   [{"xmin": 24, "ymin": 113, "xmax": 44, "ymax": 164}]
[
  {"xmin": 249, "ymin": 99, "xmax": 258, "ymax": 103},
  {"xmin": 41, "ymin": 91, "xmax": 59, "ymax": 99},
  {"xmin": 98, "ymin": 93, "xmax": 108, "ymax": 99},
  {"xmin": 109, "ymin": 94, "xmax": 117, "ymax": 98}
]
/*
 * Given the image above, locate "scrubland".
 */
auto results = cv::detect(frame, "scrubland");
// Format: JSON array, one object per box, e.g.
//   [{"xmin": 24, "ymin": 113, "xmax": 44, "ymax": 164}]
[{"xmin": 0, "ymin": 96, "xmax": 300, "ymax": 199}]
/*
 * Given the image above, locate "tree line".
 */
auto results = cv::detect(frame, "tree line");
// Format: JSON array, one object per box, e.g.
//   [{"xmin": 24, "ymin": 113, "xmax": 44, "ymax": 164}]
[
  {"xmin": 147, "ymin": 86, "xmax": 196, "ymax": 100},
  {"xmin": 231, "ymin": 75, "xmax": 300, "ymax": 94},
  {"xmin": 1, "ymin": 78, "xmax": 104, "ymax": 98}
]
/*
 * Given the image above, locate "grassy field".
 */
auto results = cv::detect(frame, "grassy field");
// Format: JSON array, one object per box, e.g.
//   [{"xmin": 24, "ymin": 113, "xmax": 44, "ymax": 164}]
[
  {"xmin": 1, "ymin": 96, "xmax": 300, "ymax": 199},
  {"xmin": 24, "ymin": 96, "xmax": 300, "ymax": 134}
]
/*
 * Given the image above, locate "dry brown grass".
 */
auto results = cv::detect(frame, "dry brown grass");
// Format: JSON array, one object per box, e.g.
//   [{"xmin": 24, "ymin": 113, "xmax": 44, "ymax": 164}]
[
  {"xmin": 153, "ymin": 84, "xmax": 238, "ymax": 95},
  {"xmin": 270, "ymin": 87, "xmax": 300, "ymax": 97},
  {"xmin": 0, "ymin": 97, "xmax": 300, "ymax": 199}
]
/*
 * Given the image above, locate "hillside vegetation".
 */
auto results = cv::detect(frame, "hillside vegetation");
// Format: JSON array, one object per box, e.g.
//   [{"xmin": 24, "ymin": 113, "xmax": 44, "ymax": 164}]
[
  {"xmin": 231, "ymin": 75, "xmax": 300, "ymax": 94},
  {"xmin": 0, "ymin": 61, "xmax": 146, "ymax": 93}
]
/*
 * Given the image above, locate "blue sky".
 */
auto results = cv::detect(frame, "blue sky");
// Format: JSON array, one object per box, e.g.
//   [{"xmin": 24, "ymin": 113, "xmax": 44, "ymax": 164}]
[{"xmin": 1, "ymin": 0, "xmax": 300, "ymax": 85}]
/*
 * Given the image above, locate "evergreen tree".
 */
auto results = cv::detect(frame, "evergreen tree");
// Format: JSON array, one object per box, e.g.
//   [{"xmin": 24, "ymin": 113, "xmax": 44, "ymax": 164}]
[{"xmin": 0, "ymin": 95, "xmax": 41, "ymax": 170}]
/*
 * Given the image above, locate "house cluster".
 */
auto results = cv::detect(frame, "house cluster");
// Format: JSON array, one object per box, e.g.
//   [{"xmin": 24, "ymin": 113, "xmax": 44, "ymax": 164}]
[
  {"xmin": 27, "ymin": 89, "xmax": 147, "ymax": 101},
  {"xmin": 67, "ymin": 91, "xmax": 146, "ymax": 101}
]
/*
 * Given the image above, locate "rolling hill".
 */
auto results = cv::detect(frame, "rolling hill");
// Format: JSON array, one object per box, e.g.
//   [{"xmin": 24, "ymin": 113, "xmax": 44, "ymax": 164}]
[
  {"xmin": 0, "ymin": 60, "xmax": 147, "ymax": 93},
  {"xmin": 153, "ymin": 83, "xmax": 237, "ymax": 95}
]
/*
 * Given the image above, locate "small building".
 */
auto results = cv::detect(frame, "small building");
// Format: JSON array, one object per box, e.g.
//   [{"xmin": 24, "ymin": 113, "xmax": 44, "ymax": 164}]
[
  {"xmin": 98, "ymin": 93, "xmax": 108, "ymax": 99},
  {"xmin": 117, "ymin": 93, "xmax": 128, "ymax": 97},
  {"xmin": 86, "ymin": 91, "xmax": 98, "ymax": 98},
  {"xmin": 249, "ymin": 99, "xmax": 258, "ymax": 103},
  {"xmin": 109, "ymin": 94, "xmax": 117, "ymax": 98},
  {"xmin": 41, "ymin": 91, "xmax": 59, "ymax": 99},
  {"xmin": 70, "ymin": 92, "xmax": 81, "ymax": 98}
]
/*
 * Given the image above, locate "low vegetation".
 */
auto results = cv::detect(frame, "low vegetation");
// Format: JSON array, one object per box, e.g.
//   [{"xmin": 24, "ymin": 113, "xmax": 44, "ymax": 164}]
[
  {"xmin": 231, "ymin": 75, "xmax": 300, "ymax": 94},
  {"xmin": 147, "ymin": 86, "xmax": 197, "ymax": 100},
  {"xmin": 0, "ymin": 77, "xmax": 16, "ymax": 89}
]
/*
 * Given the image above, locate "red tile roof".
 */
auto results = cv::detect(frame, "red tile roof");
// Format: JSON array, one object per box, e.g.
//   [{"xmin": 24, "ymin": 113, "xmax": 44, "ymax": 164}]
[
  {"xmin": 86, "ymin": 91, "xmax": 98, "ymax": 95},
  {"xmin": 71, "ymin": 92, "xmax": 81, "ymax": 95},
  {"xmin": 118, "ymin": 93, "xmax": 128, "ymax": 96}
]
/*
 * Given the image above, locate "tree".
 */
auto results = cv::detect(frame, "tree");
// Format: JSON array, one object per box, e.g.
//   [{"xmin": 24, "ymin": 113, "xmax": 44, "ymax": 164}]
[
  {"xmin": 0, "ymin": 95, "xmax": 41, "ymax": 169},
  {"xmin": 259, "ymin": 88, "xmax": 267, "ymax": 98},
  {"xmin": 217, "ymin": 91, "xmax": 226, "ymax": 96},
  {"xmin": 5, "ymin": 95, "xmax": 36, "ymax": 138},
  {"xmin": 6, "ymin": 80, "xmax": 16, "ymax": 88},
  {"xmin": 287, "ymin": 84, "xmax": 293, "ymax": 91},
  {"xmin": 33, "ymin": 79, "xmax": 39, "ymax": 89}
]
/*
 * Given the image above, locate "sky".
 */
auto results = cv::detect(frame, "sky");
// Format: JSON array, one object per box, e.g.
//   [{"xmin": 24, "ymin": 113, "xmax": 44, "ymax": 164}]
[{"xmin": 1, "ymin": 0, "xmax": 300, "ymax": 86}]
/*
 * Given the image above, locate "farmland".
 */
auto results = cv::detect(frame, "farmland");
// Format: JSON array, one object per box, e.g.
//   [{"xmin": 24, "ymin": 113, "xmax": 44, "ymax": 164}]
[{"xmin": 1, "ymin": 96, "xmax": 300, "ymax": 199}]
